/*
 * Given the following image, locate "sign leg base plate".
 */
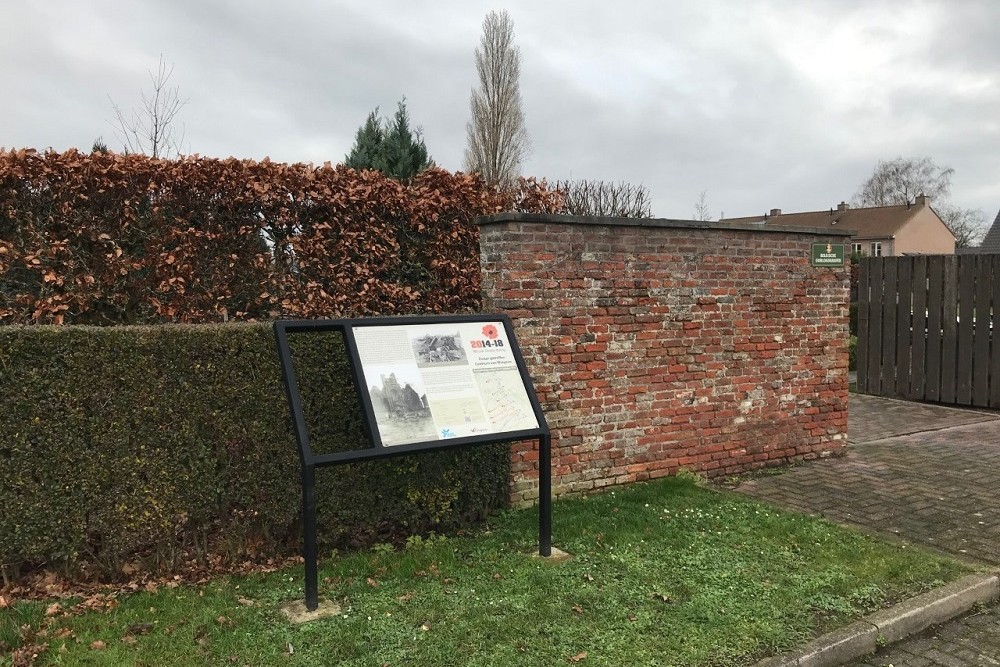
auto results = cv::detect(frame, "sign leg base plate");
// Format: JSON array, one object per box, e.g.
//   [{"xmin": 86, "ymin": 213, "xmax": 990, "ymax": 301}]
[
  {"xmin": 280, "ymin": 599, "xmax": 342, "ymax": 624},
  {"xmin": 533, "ymin": 547, "xmax": 572, "ymax": 563}
]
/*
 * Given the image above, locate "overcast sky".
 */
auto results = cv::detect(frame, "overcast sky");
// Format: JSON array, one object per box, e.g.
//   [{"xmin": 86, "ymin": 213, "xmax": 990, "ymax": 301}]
[{"xmin": 3, "ymin": 0, "xmax": 998, "ymax": 221}]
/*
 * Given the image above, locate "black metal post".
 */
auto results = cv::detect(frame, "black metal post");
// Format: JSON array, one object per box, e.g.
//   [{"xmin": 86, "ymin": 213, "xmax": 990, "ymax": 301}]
[
  {"xmin": 539, "ymin": 432, "xmax": 552, "ymax": 557},
  {"xmin": 302, "ymin": 463, "xmax": 319, "ymax": 611}
]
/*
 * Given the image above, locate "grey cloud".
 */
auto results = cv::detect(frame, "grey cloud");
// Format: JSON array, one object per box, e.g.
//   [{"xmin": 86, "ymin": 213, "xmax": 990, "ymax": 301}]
[{"xmin": 1, "ymin": 0, "xmax": 997, "ymax": 222}]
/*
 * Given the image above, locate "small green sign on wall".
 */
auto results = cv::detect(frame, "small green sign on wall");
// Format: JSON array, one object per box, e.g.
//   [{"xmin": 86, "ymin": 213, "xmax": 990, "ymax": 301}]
[{"xmin": 811, "ymin": 243, "xmax": 845, "ymax": 267}]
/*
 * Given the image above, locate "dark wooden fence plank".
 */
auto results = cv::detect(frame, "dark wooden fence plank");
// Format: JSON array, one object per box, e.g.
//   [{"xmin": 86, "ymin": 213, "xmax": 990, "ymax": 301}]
[
  {"xmin": 865, "ymin": 258, "xmax": 884, "ymax": 395},
  {"xmin": 974, "ymin": 254, "xmax": 992, "ymax": 406},
  {"xmin": 857, "ymin": 256, "xmax": 870, "ymax": 392},
  {"xmin": 941, "ymin": 257, "xmax": 959, "ymax": 403},
  {"xmin": 926, "ymin": 256, "xmax": 944, "ymax": 402},
  {"xmin": 894, "ymin": 257, "xmax": 912, "ymax": 398},
  {"xmin": 861, "ymin": 254, "xmax": 1000, "ymax": 408},
  {"xmin": 957, "ymin": 256, "xmax": 976, "ymax": 404},
  {"xmin": 991, "ymin": 256, "xmax": 1000, "ymax": 408},
  {"xmin": 910, "ymin": 256, "xmax": 928, "ymax": 400},
  {"xmin": 880, "ymin": 257, "xmax": 898, "ymax": 396}
]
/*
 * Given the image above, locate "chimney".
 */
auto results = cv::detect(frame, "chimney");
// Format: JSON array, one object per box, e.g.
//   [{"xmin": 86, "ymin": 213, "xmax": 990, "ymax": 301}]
[
  {"xmin": 837, "ymin": 202, "xmax": 849, "ymax": 211},
  {"xmin": 915, "ymin": 194, "xmax": 928, "ymax": 206},
  {"xmin": 769, "ymin": 208, "xmax": 781, "ymax": 216}
]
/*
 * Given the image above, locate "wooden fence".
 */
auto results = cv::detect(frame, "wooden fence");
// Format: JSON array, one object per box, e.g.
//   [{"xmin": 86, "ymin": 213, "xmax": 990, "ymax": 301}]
[{"xmin": 858, "ymin": 255, "xmax": 1000, "ymax": 408}]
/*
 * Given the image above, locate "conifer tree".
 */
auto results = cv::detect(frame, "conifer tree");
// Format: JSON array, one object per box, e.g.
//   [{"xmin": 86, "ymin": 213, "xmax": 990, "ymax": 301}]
[
  {"xmin": 344, "ymin": 100, "xmax": 431, "ymax": 180},
  {"xmin": 345, "ymin": 110, "xmax": 386, "ymax": 172}
]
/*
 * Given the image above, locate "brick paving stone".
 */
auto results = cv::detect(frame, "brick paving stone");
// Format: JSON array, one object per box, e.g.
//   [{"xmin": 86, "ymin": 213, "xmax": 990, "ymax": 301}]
[
  {"xmin": 847, "ymin": 394, "xmax": 999, "ymax": 444},
  {"xmin": 729, "ymin": 393, "xmax": 1000, "ymax": 665}
]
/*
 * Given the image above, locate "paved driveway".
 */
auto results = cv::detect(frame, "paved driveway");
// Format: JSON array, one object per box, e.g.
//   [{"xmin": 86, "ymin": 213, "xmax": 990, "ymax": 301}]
[{"xmin": 728, "ymin": 393, "xmax": 1000, "ymax": 666}]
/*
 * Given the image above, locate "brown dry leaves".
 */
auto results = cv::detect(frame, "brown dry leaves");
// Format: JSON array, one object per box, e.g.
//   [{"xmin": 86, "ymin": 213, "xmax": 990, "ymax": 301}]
[{"xmin": 0, "ymin": 149, "xmax": 564, "ymax": 326}]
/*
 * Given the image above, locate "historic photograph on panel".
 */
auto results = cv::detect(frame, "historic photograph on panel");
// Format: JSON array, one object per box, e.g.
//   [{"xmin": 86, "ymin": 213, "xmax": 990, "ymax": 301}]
[
  {"xmin": 366, "ymin": 365, "xmax": 437, "ymax": 446},
  {"xmin": 412, "ymin": 331, "xmax": 468, "ymax": 367}
]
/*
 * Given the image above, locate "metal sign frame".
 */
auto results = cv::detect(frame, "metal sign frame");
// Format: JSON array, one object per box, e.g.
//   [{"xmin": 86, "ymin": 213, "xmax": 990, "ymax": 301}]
[{"xmin": 274, "ymin": 314, "xmax": 552, "ymax": 610}]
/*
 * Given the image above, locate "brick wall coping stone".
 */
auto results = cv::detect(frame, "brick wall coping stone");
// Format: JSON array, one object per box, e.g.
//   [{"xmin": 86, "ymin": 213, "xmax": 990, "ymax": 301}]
[{"xmin": 475, "ymin": 212, "xmax": 854, "ymax": 237}]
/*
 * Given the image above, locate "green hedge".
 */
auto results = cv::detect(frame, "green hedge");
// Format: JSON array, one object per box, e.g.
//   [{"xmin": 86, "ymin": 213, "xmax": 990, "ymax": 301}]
[{"xmin": 0, "ymin": 324, "xmax": 510, "ymax": 579}]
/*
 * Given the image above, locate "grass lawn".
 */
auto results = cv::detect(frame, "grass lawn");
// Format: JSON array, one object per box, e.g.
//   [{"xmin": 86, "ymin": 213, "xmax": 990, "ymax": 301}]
[{"xmin": 2, "ymin": 475, "xmax": 971, "ymax": 666}]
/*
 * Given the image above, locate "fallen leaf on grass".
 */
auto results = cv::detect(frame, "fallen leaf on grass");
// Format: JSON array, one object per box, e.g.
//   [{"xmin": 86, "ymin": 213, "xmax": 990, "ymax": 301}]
[
  {"xmin": 126, "ymin": 623, "xmax": 153, "ymax": 636},
  {"xmin": 11, "ymin": 643, "xmax": 47, "ymax": 667},
  {"xmin": 652, "ymin": 593, "xmax": 672, "ymax": 603},
  {"xmin": 396, "ymin": 592, "xmax": 414, "ymax": 603},
  {"xmin": 366, "ymin": 577, "xmax": 379, "ymax": 587},
  {"xmin": 420, "ymin": 622, "xmax": 431, "ymax": 632},
  {"xmin": 90, "ymin": 640, "xmax": 106, "ymax": 650},
  {"xmin": 121, "ymin": 635, "xmax": 138, "ymax": 645},
  {"xmin": 215, "ymin": 615, "xmax": 234, "ymax": 627},
  {"xmin": 0, "ymin": 595, "xmax": 9, "ymax": 608},
  {"xmin": 237, "ymin": 596, "xmax": 258, "ymax": 607},
  {"xmin": 582, "ymin": 574, "xmax": 594, "ymax": 582},
  {"xmin": 44, "ymin": 603, "xmax": 62, "ymax": 617},
  {"xmin": 572, "ymin": 605, "xmax": 584, "ymax": 615},
  {"xmin": 570, "ymin": 651, "xmax": 588, "ymax": 662}
]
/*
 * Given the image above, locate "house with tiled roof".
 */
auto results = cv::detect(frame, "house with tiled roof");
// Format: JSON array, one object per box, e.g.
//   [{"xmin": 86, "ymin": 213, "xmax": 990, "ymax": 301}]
[
  {"xmin": 722, "ymin": 194, "xmax": 955, "ymax": 256},
  {"xmin": 976, "ymin": 209, "xmax": 1000, "ymax": 253}
]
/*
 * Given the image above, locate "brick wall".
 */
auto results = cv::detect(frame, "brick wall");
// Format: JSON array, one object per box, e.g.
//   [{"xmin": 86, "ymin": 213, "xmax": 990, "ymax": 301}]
[{"xmin": 477, "ymin": 214, "xmax": 851, "ymax": 504}]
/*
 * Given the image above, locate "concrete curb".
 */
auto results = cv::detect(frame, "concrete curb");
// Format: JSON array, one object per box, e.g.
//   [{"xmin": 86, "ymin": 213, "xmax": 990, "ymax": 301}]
[{"xmin": 751, "ymin": 573, "xmax": 999, "ymax": 667}]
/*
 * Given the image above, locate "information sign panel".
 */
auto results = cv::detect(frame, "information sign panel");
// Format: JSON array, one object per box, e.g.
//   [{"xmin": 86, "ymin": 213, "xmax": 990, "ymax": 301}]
[
  {"xmin": 274, "ymin": 314, "xmax": 552, "ymax": 611},
  {"xmin": 353, "ymin": 321, "xmax": 539, "ymax": 447}
]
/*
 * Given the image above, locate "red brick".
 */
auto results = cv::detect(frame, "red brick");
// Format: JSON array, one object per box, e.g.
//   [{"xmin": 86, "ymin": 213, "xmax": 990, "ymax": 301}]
[{"xmin": 479, "ymin": 216, "xmax": 849, "ymax": 501}]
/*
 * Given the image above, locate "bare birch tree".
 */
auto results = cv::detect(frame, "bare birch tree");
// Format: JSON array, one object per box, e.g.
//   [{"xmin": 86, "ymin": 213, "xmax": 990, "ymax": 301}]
[
  {"xmin": 852, "ymin": 156, "xmax": 952, "ymax": 208},
  {"xmin": 853, "ymin": 156, "xmax": 985, "ymax": 247},
  {"xmin": 464, "ymin": 10, "xmax": 530, "ymax": 186},
  {"xmin": 109, "ymin": 55, "xmax": 187, "ymax": 158}
]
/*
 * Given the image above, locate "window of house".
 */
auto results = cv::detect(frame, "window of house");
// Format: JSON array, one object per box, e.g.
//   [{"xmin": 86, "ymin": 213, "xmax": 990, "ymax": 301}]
[
  {"xmin": 871, "ymin": 242, "xmax": 882, "ymax": 257},
  {"xmin": 852, "ymin": 243, "xmax": 863, "ymax": 256}
]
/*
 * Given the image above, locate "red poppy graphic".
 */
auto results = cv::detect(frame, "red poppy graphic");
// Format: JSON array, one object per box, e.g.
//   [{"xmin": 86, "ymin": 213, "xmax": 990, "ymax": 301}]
[{"xmin": 482, "ymin": 324, "xmax": 499, "ymax": 340}]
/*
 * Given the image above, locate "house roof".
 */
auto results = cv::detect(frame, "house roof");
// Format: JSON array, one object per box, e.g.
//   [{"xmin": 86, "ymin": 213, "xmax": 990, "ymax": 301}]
[
  {"xmin": 978, "ymin": 209, "xmax": 1000, "ymax": 253},
  {"xmin": 722, "ymin": 201, "xmax": 951, "ymax": 240}
]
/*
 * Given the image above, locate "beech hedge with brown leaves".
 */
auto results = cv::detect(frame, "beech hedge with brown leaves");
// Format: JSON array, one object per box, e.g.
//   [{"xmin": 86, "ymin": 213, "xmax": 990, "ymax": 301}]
[{"xmin": 0, "ymin": 149, "xmax": 564, "ymax": 325}]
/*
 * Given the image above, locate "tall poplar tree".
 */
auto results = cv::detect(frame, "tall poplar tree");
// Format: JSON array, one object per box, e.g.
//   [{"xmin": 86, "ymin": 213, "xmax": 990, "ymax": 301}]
[{"xmin": 463, "ymin": 10, "xmax": 530, "ymax": 186}]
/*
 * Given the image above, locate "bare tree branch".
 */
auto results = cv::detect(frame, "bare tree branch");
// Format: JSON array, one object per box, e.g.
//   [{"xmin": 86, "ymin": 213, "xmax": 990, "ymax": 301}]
[
  {"xmin": 463, "ymin": 11, "xmax": 530, "ymax": 186},
  {"xmin": 109, "ymin": 55, "xmax": 187, "ymax": 158},
  {"xmin": 555, "ymin": 179, "xmax": 652, "ymax": 218},
  {"xmin": 693, "ymin": 190, "xmax": 713, "ymax": 221},
  {"xmin": 853, "ymin": 156, "xmax": 985, "ymax": 248},
  {"xmin": 853, "ymin": 156, "xmax": 953, "ymax": 207},
  {"xmin": 938, "ymin": 204, "xmax": 988, "ymax": 248}
]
